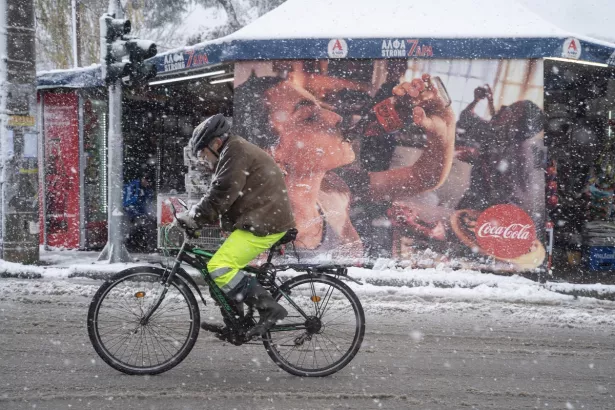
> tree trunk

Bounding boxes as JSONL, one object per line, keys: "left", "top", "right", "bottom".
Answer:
{"left": 217, "top": 0, "right": 241, "bottom": 31}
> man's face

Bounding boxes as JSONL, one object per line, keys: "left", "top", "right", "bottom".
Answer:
{"left": 196, "top": 146, "right": 218, "bottom": 172}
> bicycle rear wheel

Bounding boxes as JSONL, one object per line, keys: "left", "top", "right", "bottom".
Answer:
{"left": 87, "top": 266, "right": 200, "bottom": 375}
{"left": 263, "top": 274, "right": 365, "bottom": 377}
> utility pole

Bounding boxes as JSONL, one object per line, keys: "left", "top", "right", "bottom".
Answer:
{"left": 97, "top": 0, "right": 157, "bottom": 263}
{"left": 71, "top": 0, "right": 81, "bottom": 67}
{"left": 0, "top": 0, "right": 39, "bottom": 263}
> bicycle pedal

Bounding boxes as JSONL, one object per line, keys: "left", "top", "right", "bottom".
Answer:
{"left": 200, "top": 322, "right": 226, "bottom": 333}
{"left": 214, "top": 332, "right": 231, "bottom": 342}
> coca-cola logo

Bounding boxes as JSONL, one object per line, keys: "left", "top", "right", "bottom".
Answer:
{"left": 477, "top": 223, "right": 532, "bottom": 240}
{"left": 475, "top": 205, "right": 536, "bottom": 259}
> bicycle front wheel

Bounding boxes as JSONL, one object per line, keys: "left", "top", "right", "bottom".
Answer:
{"left": 263, "top": 274, "right": 365, "bottom": 377}
{"left": 87, "top": 267, "right": 200, "bottom": 375}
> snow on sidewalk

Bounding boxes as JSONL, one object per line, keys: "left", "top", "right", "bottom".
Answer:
{"left": 1, "top": 249, "right": 615, "bottom": 308}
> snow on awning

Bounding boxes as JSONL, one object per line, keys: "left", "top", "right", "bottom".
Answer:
{"left": 225, "top": 0, "right": 571, "bottom": 40}
{"left": 148, "top": 0, "right": 614, "bottom": 77}
{"left": 37, "top": 66, "right": 103, "bottom": 89}
{"left": 38, "top": 0, "right": 615, "bottom": 88}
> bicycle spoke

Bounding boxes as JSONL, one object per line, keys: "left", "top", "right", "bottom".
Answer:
{"left": 144, "top": 324, "right": 168, "bottom": 363}
{"left": 316, "top": 284, "right": 334, "bottom": 319}
{"left": 265, "top": 275, "right": 364, "bottom": 376}
{"left": 319, "top": 332, "right": 346, "bottom": 357}
{"left": 142, "top": 325, "right": 156, "bottom": 367}
{"left": 92, "top": 271, "right": 197, "bottom": 372}
{"left": 105, "top": 331, "right": 133, "bottom": 356}
{"left": 145, "top": 324, "right": 175, "bottom": 360}
{"left": 322, "top": 326, "right": 356, "bottom": 340}
{"left": 318, "top": 286, "right": 339, "bottom": 320}
{"left": 309, "top": 279, "right": 319, "bottom": 316}
{"left": 315, "top": 335, "right": 334, "bottom": 365}
{"left": 316, "top": 338, "right": 335, "bottom": 363}
{"left": 148, "top": 323, "right": 189, "bottom": 342}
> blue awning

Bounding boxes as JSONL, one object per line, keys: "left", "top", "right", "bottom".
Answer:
{"left": 38, "top": 36, "right": 615, "bottom": 89}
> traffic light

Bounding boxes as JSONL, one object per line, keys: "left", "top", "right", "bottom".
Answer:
{"left": 125, "top": 39, "right": 157, "bottom": 83}
{"left": 99, "top": 13, "right": 157, "bottom": 85}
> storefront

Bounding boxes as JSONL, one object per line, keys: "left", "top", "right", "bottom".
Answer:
{"left": 544, "top": 59, "right": 615, "bottom": 281}
{"left": 38, "top": 87, "right": 108, "bottom": 250}
{"left": 37, "top": 64, "right": 233, "bottom": 252}
{"left": 36, "top": 0, "right": 615, "bottom": 279}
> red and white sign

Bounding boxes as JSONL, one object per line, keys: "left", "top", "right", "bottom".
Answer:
{"left": 562, "top": 38, "right": 581, "bottom": 60}
{"left": 476, "top": 204, "right": 536, "bottom": 259}
{"left": 157, "top": 194, "right": 189, "bottom": 226}
{"left": 328, "top": 39, "right": 348, "bottom": 58}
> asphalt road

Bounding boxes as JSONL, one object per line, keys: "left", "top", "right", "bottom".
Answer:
{"left": 0, "top": 281, "right": 614, "bottom": 410}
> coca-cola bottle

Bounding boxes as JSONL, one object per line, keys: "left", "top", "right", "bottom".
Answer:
{"left": 341, "top": 76, "right": 450, "bottom": 140}
{"left": 341, "top": 94, "right": 415, "bottom": 139}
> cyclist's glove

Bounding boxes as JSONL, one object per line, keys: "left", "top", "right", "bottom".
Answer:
{"left": 176, "top": 211, "right": 200, "bottom": 232}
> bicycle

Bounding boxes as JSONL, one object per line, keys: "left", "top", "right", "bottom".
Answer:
{"left": 87, "top": 199, "right": 365, "bottom": 377}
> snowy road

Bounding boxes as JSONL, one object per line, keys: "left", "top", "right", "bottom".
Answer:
{"left": 1, "top": 279, "right": 614, "bottom": 410}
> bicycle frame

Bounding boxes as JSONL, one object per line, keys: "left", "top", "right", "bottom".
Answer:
{"left": 141, "top": 229, "right": 360, "bottom": 337}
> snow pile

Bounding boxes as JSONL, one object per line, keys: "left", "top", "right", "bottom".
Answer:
{"left": 0, "top": 248, "right": 157, "bottom": 279}
{"left": 1, "top": 276, "right": 614, "bottom": 329}
{"left": 2, "top": 248, "right": 615, "bottom": 314}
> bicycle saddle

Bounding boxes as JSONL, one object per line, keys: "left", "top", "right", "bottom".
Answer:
{"left": 273, "top": 228, "right": 298, "bottom": 247}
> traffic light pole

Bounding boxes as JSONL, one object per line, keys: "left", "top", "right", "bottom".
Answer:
{"left": 97, "top": 0, "right": 157, "bottom": 262}
{"left": 97, "top": 81, "right": 131, "bottom": 263}
{"left": 98, "top": 0, "right": 132, "bottom": 263}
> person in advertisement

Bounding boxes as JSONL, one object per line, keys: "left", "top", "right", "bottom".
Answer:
{"left": 233, "top": 62, "right": 456, "bottom": 263}
{"left": 175, "top": 114, "right": 296, "bottom": 339}
{"left": 456, "top": 84, "right": 545, "bottom": 211}
{"left": 233, "top": 59, "right": 546, "bottom": 272}
{"left": 449, "top": 84, "right": 546, "bottom": 269}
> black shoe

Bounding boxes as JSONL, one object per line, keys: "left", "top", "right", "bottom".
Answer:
{"left": 245, "top": 323, "right": 268, "bottom": 339}
{"left": 245, "top": 307, "right": 288, "bottom": 339}
{"left": 200, "top": 321, "right": 226, "bottom": 333}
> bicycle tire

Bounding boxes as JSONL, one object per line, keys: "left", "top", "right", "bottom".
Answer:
{"left": 263, "top": 274, "right": 365, "bottom": 377}
{"left": 87, "top": 266, "right": 200, "bottom": 375}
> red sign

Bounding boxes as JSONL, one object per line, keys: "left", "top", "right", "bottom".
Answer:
{"left": 43, "top": 92, "right": 80, "bottom": 249}
{"left": 186, "top": 50, "right": 209, "bottom": 68}
{"left": 159, "top": 197, "right": 186, "bottom": 225}
{"left": 406, "top": 39, "right": 434, "bottom": 57}
{"left": 475, "top": 204, "right": 536, "bottom": 259}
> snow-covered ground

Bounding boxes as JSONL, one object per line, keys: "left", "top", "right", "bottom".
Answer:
{"left": 2, "top": 248, "right": 615, "bottom": 331}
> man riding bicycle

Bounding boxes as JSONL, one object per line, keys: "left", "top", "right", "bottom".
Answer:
{"left": 176, "top": 114, "right": 295, "bottom": 338}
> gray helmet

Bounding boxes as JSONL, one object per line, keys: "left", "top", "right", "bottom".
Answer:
{"left": 190, "top": 114, "right": 231, "bottom": 156}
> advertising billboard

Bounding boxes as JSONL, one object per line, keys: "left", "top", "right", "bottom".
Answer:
{"left": 233, "top": 58, "right": 546, "bottom": 272}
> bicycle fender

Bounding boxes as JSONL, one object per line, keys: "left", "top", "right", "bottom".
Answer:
{"left": 174, "top": 267, "right": 207, "bottom": 306}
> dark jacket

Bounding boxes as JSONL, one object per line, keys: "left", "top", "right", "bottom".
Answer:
{"left": 192, "top": 135, "right": 295, "bottom": 236}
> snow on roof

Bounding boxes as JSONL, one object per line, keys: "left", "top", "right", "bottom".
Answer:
{"left": 225, "top": 0, "right": 574, "bottom": 40}
{"left": 38, "top": 0, "right": 615, "bottom": 87}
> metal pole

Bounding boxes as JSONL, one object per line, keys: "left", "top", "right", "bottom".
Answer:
{"left": 98, "top": 0, "right": 132, "bottom": 262}
{"left": 0, "top": 0, "right": 39, "bottom": 263}
{"left": 78, "top": 93, "right": 85, "bottom": 248}
{"left": 71, "top": 0, "right": 78, "bottom": 68}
